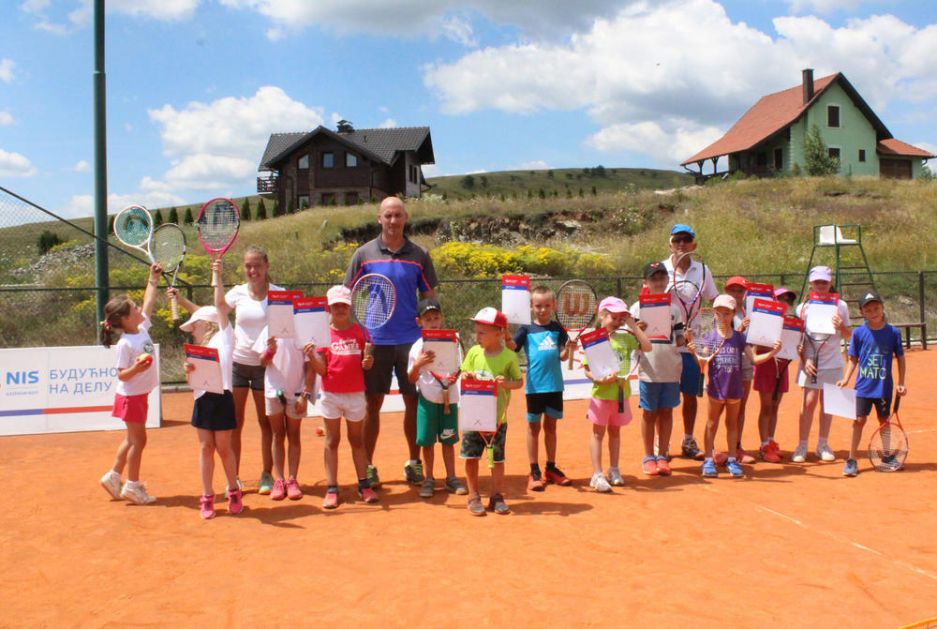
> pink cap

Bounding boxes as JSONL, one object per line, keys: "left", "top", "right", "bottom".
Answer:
{"left": 326, "top": 285, "right": 352, "bottom": 306}
{"left": 598, "top": 296, "right": 630, "bottom": 315}
{"left": 471, "top": 307, "right": 508, "bottom": 329}
{"left": 713, "top": 294, "right": 736, "bottom": 311}
{"left": 774, "top": 287, "right": 796, "bottom": 299}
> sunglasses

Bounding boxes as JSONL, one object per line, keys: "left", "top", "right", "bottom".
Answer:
{"left": 671, "top": 235, "right": 694, "bottom": 244}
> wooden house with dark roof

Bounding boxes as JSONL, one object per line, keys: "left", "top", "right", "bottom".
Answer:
{"left": 257, "top": 122, "right": 435, "bottom": 209}
{"left": 682, "top": 69, "right": 934, "bottom": 180}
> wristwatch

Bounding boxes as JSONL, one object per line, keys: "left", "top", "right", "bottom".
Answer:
{"left": 301, "top": 390, "right": 315, "bottom": 402}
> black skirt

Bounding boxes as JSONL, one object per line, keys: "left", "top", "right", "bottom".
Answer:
{"left": 191, "top": 390, "right": 237, "bottom": 431}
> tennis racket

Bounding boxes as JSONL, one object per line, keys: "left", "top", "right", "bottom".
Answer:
{"left": 868, "top": 395, "right": 908, "bottom": 472}
{"left": 771, "top": 356, "right": 791, "bottom": 401}
{"left": 556, "top": 280, "right": 597, "bottom": 368}
{"left": 803, "top": 329, "right": 832, "bottom": 385}
{"left": 669, "top": 251, "right": 708, "bottom": 329}
{"left": 351, "top": 273, "right": 397, "bottom": 358}
{"left": 429, "top": 334, "right": 466, "bottom": 415}
{"left": 113, "top": 204, "right": 155, "bottom": 261}
{"left": 150, "top": 224, "right": 187, "bottom": 321}
{"left": 197, "top": 198, "right": 240, "bottom": 286}
{"left": 687, "top": 307, "right": 724, "bottom": 396}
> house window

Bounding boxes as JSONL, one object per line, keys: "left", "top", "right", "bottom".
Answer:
{"left": 774, "top": 148, "right": 783, "bottom": 170}
{"left": 756, "top": 152, "right": 767, "bottom": 168}
{"left": 858, "top": 149, "right": 866, "bottom": 162}
{"left": 321, "top": 152, "right": 334, "bottom": 168}
{"left": 408, "top": 165, "right": 419, "bottom": 184}
{"left": 297, "top": 195, "right": 309, "bottom": 209}
{"left": 828, "top": 147, "right": 841, "bottom": 161}
{"left": 345, "top": 191, "right": 359, "bottom": 205}
{"left": 298, "top": 154, "right": 309, "bottom": 170}
{"left": 827, "top": 105, "right": 840, "bottom": 128}
{"left": 346, "top": 153, "right": 358, "bottom": 168}
{"left": 320, "top": 192, "right": 335, "bottom": 206}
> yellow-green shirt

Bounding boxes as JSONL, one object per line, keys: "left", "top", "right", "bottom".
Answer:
{"left": 582, "top": 331, "right": 638, "bottom": 401}
{"left": 460, "top": 345, "right": 522, "bottom": 424}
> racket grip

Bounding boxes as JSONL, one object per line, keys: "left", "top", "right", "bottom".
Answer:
{"left": 171, "top": 294, "right": 179, "bottom": 321}
{"left": 443, "top": 388, "right": 450, "bottom": 415}
{"left": 486, "top": 445, "right": 495, "bottom": 470}
{"left": 617, "top": 382, "right": 625, "bottom": 413}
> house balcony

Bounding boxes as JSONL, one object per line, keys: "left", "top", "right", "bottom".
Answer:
{"left": 257, "top": 174, "right": 278, "bottom": 194}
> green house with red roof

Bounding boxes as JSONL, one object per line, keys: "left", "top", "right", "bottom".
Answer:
{"left": 682, "top": 69, "right": 934, "bottom": 180}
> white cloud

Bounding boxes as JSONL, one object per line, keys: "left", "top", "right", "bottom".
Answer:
{"left": 20, "top": 0, "right": 51, "bottom": 12}
{"left": 586, "top": 119, "right": 724, "bottom": 164}
{"left": 378, "top": 118, "right": 398, "bottom": 129}
{"left": 0, "top": 111, "right": 14, "bottom": 126}
{"left": 23, "top": 0, "right": 198, "bottom": 33}
{"left": 0, "top": 59, "right": 14, "bottom": 83}
{"left": 58, "top": 194, "right": 92, "bottom": 219}
{"left": 788, "top": 0, "right": 873, "bottom": 13}
{"left": 0, "top": 149, "right": 37, "bottom": 177}
{"left": 72, "top": 159, "right": 90, "bottom": 172}
{"left": 56, "top": 190, "right": 189, "bottom": 219}
{"left": 108, "top": 0, "right": 200, "bottom": 21}
{"left": 511, "top": 160, "right": 550, "bottom": 171}
{"left": 441, "top": 14, "right": 477, "bottom": 47}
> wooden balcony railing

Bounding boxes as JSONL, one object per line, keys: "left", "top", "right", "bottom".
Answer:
{"left": 256, "top": 175, "right": 278, "bottom": 193}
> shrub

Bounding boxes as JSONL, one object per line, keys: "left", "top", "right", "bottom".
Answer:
{"left": 37, "top": 230, "right": 63, "bottom": 255}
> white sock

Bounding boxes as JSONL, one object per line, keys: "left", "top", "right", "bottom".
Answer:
{"left": 727, "top": 456, "right": 738, "bottom": 463}
{"left": 817, "top": 437, "right": 829, "bottom": 448}
{"left": 768, "top": 435, "right": 775, "bottom": 442}
{"left": 761, "top": 439, "right": 771, "bottom": 447}
{"left": 798, "top": 440, "right": 808, "bottom": 448}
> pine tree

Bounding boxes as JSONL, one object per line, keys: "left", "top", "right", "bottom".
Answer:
{"left": 241, "top": 197, "right": 252, "bottom": 221}
{"left": 168, "top": 207, "right": 179, "bottom": 223}
{"left": 256, "top": 198, "right": 267, "bottom": 220}
{"left": 152, "top": 209, "right": 163, "bottom": 226}
{"left": 803, "top": 123, "right": 839, "bottom": 176}
{"left": 183, "top": 207, "right": 194, "bottom": 225}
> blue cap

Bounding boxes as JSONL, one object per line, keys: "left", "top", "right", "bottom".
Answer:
{"left": 671, "top": 223, "right": 695, "bottom": 238}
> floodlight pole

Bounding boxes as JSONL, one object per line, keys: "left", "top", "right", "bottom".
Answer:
{"left": 93, "top": 0, "right": 109, "bottom": 326}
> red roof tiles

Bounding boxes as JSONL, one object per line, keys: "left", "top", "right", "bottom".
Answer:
{"left": 877, "top": 138, "right": 935, "bottom": 158}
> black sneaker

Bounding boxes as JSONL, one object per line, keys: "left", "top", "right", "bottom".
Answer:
{"left": 487, "top": 493, "right": 510, "bottom": 515}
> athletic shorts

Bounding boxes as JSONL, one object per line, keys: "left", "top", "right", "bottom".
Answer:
{"left": 265, "top": 394, "right": 305, "bottom": 420}
{"left": 365, "top": 343, "right": 418, "bottom": 397}
{"left": 191, "top": 391, "right": 237, "bottom": 431}
{"left": 639, "top": 381, "right": 680, "bottom": 412}
{"left": 797, "top": 367, "right": 842, "bottom": 390}
{"left": 416, "top": 395, "right": 459, "bottom": 446}
{"left": 319, "top": 391, "right": 367, "bottom": 421}
{"left": 857, "top": 394, "right": 891, "bottom": 420}
{"left": 680, "top": 353, "right": 703, "bottom": 397}
{"left": 112, "top": 393, "right": 148, "bottom": 424}
{"left": 753, "top": 359, "right": 791, "bottom": 395}
{"left": 587, "top": 398, "right": 632, "bottom": 427}
{"left": 460, "top": 422, "right": 507, "bottom": 462}
{"left": 741, "top": 363, "right": 754, "bottom": 382}
{"left": 232, "top": 362, "right": 265, "bottom": 391}
{"left": 525, "top": 391, "right": 563, "bottom": 422}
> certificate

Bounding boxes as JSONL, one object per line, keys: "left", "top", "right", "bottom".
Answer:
{"left": 184, "top": 343, "right": 223, "bottom": 394}
{"left": 777, "top": 316, "right": 804, "bottom": 361}
{"left": 638, "top": 294, "right": 672, "bottom": 340}
{"left": 822, "top": 382, "right": 857, "bottom": 420}
{"left": 422, "top": 329, "right": 460, "bottom": 375}
{"left": 804, "top": 292, "right": 839, "bottom": 336}
{"left": 501, "top": 274, "right": 531, "bottom": 325}
{"left": 745, "top": 282, "right": 774, "bottom": 316}
{"left": 746, "top": 298, "right": 785, "bottom": 348}
{"left": 267, "top": 290, "right": 302, "bottom": 338}
{"left": 459, "top": 380, "right": 498, "bottom": 433}
{"left": 294, "top": 296, "right": 330, "bottom": 348}
{"left": 579, "top": 328, "right": 620, "bottom": 379}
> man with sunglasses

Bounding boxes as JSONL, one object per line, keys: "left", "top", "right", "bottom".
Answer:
{"left": 662, "top": 224, "right": 718, "bottom": 460}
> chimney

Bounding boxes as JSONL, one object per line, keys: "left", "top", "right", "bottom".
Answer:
{"left": 802, "top": 68, "right": 814, "bottom": 104}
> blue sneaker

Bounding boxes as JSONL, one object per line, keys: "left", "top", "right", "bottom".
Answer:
{"left": 701, "top": 459, "right": 718, "bottom": 478}
{"left": 843, "top": 458, "right": 858, "bottom": 477}
{"left": 726, "top": 458, "right": 744, "bottom": 478}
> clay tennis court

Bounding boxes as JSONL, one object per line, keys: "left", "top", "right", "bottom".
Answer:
{"left": 1, "top": 350, "right": 935, "bottom": 627}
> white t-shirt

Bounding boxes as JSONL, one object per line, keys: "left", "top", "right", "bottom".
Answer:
{"left": 407, "top": 337, "right": 462, "bottom": 405}
{"left": 192, "top": 326, "right": 235, "bottom": 401}
{"left": 225, "top": 283, "right": 284, "bottom": 366}
{"left": 663, "top": 256, "right": 718, "bottom": 353}
{"left": 796, "top": 299, "right": 851, "bottom": 370}
{"left": 630, "top": 300, "right": 684, "bottom": 383}
{"left": 115, "top": 315, "right": 159, "bottom": 397}
{"left": 252, "top": 327, "right": 306, "bottom": 400}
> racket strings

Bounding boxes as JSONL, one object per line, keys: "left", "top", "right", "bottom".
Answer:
{"left": 352, "top": 278, "right": 395, "bottom": 329}
{"left": 198, "top": 201, "right": 239, "bottom": 250}
{"left": 152, "top": 226, "right": 185, "bottom": 270}
{"left": 556, "top": 286, "right": 596, "bottom": 328}
{"left": 870, "top": 423, "right": 908, "bottom": 470}
{"left": 115, "top": 207, "right": 152, "bottom": 247}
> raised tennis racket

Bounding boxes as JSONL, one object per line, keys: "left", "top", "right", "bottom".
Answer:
{"left": 150, "top": 223, "right": 187, "bottom": 321}
{"left": 197, "top": 198, "right": 240, "bottom": 286}
{"left": 868, "top": 395, "right": 908, "bottom": 472}
{"left": 351, "top": 273, "right": 397, "bottom": 357}
{"left": 687, "top": 307, "right": 723, "bottom": 396}
{"left": 556, "top": 280, "right": 597, "bottom": 368}
{"left": 113, "top": 204, "right": 155, "bottom": 261}
{"left": 669, "top": 251, "right": 707, "bottom": 328}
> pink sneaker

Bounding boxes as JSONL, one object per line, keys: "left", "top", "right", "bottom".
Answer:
{"left": 286, "top": 477, "right": 303, "bottom": 500}
{"left": 322, "top": 491, "right": 339, "bottom": 509}
{"left": 199, "top": 495, "right": 215, "bottom": 519}
{"left": 270, "top": 478, "right": 287, "bottom": 501}
{"left": 227, "top": 487, "right": 244, "bottom": 515}
{"left": 358, "top": 486, "right": 379, "bottom": 504}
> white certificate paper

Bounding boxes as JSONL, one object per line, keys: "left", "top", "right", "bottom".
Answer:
{"left": 294, "top": 296, "right": 330, "bottom": 348}
{"left": 422, "top": 329, "right": 460, "bottom": 374}
{"left": 184, "top": 343, "right": 224, "bottom": 394}
{"left": 580, "top": 328, "right": 620, "bottom": 379}
{"left": 746, "top": 299, "right": 786, "bottom": 348}
{"left": 267, "top": 290, "right": 302, "bottom": 338}
{"left": 459, "top": 380, "right": 498, "bottom": 433}
{"left": 777, "top": 316, "right": 804, "bottom": 361}
{"left": 822, "top": 382, "right": 857, "bottom": 420}
{"left": 638, "top": 294, "right": 672, "bottom": 340}
{"left": 745, "top": 283, "right": 774, "bottom": 316}
{"left": 501, "top": 274, "right": 531, "bottom": 325}
{"left": 804, "top": 293, "right": 839, "bottom": 336}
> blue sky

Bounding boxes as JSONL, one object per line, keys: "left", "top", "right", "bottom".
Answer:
{"left": 1, "top": 0, "right": 935, "bottom": 218}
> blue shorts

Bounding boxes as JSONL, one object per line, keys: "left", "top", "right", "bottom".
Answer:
{"left": 639, "top": 382, "right": 681, "bottom": 412}
{"left": 679, "top": 353, "right": 703, "bottom": 396}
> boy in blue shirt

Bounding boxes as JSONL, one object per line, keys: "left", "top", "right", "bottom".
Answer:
{"left": 837, "top": 292, "right": 907, "bottom": 476}
{"left": 508, "top": 286, "right": 576, "bottom": 491}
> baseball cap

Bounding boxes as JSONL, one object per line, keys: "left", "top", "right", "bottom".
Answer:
{"left": 671, "top": 223, "right": 696, "bottom": 238}
{"left": 774, "top": 287, "right": 796, "bottom": 300}
{"left": 724, "top": 276, "right": 748, "bottom": 290}
{"left": 417, "top": 297, "right": 442, "bottom": 316}
{"left": 859, "top": 291, "right": 883, "bottom": 309}
{"left": 598, "top": 296, "right": 630, "bottom": 315}
{"left": 713, "top": 294, "right": 737, "bottom": 311}
{"left": 180, "top": 306, "right": 220, "bottom": 333}
{"left": 326, "top": 285, "right": 352, "bottom": 306}
{"left": 643, "top": 261, "right": 668, "bottom": 279}
{"left": 808, "top": 265, "right": 833, "bottom": 283}
{"left": 471, "top": 307, "right": 508, "bottom": 329}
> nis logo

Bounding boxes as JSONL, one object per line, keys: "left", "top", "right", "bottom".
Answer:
{"left": 4, "top": 370, "right": 40, "bottom": 387}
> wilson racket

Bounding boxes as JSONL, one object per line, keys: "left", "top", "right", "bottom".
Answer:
{"left": 351, "top": 273, "right": 397, "bottom": 357}
{"left": 868, "top": 395, "right": 908, "bottom": 472}
{"left": 150, "top": 223, "right": 187, "bottom": 321}
{"left": 687, "top": 307, "right": 724, "bottom": 396}
{"left": 669, "top": 251, "right": 708, "bottom": 329}
{"left": 556, "top": 280, "right": 597, "bottom": 368}
{"left": 197, "top": 198, "right": 240, "bottom": 286}
{"left": 113, "top": 204, "right": 155, "bottom": 261}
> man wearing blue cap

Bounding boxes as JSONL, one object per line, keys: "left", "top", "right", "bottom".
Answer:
{"left": 662, "top": 224, "right": 718, "bottom": 460}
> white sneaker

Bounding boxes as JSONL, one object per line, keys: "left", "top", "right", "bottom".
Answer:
{"left": 590, "top": 472, "right": 612, "bottom": 493}
{"left": 607, "top": 467, "right": 625, "bottom": 486}
{"left": 792, "top": 443, "right": 808, "bottom": 463}
{"left": 100, "top": 470, "right": 122, "bottom": 499}
{"left": 120, "top": 481, "right": 156, "bottom": 505}
{"left": 817, "top": 443, "right": 836, "bottom": 462}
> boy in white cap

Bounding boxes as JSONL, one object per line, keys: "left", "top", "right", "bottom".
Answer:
{"left": 793, "top": 266, "right": 852, "bottom": 463}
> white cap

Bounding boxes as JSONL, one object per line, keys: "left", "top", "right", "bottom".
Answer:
{"left": 808, "top": 265, "right": 833, "bottom": 282}
{"left": 180, "top": 306, "right": 220, "bottom": 332}
{"left": 327, "top": 285, "right": 352, "bottom": 306}
{"left": 713, "top": 294, "right": 736, "bottom": 311}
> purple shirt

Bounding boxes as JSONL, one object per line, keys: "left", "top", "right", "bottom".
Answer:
{"left": 704, "top": 331, "right": 747, "bottom": 400}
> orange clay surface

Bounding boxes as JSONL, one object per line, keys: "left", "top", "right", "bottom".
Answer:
{"left": 1, "top": 350, "right": 936, "bottom": 627}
